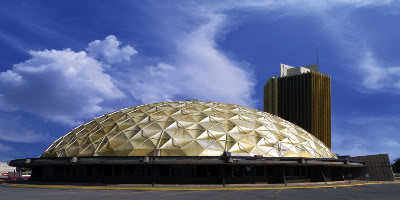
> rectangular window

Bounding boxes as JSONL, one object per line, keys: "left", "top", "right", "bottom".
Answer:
{"left": 114, "top": 166, "right": 123, "bottom": 176}
{"left": 104, "top": 166, "right": 112, "bottom": 176}
{"left": 245, "top": 166, "right": 254, "bottom": 176}
{"left": 136, "top": 166, "right": 146, "bottom": 176}
{"left": 86, "top": 166, "right": 92, "bottom": 176}
{"left": 65, "top": 166, "right": 70, "bottom": 177}
{"left": 125, "top": 166, "right": 134, "bottom": 176}
{"left": 160, "top": 166, "right": 171, "bottom": 177}
{"left": 207, "top": 166, "right": 217, "bottom": 177}
{"left": 256, "top": 166, "right": 265, "bottom": 176}
{"left": 196, "top": 166, "right": 207, "bottom": 177}
{"left": 233, "top": 166, "right": 243, "bottom": 177}
{"left": 78, "top": 166, "right": 86, "bottom": 177}
{"left": 71, "top": 166, "right": 77, "bottom": 177}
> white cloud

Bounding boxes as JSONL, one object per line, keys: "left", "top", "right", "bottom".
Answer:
{"left": 131, "top": 63, "right": 182, "bottom": 103}
{"left": 0, "top": 70, "right": 23, "bottom": 86}
{"left": 359, "top": 49, "right": 386, "bottom": 89}
{"left": 0, "top": 1, "right": 397, "bottom": 127}
{"left": 332, "top": 115, "right": 400, "bottom": 161}
{"left": 130, "top": 0, "right": 398, "bottom": 106}
{"left": 193, "top": 0, "right": 395, "bottom": 15}
{"left": 129, "top": 13, "right": 256, "bottom": 106}
{"left": 275, "top": 0, "right": 400, "bottom": 93}
{"left": 359, "top": 49, "right": 400, "bottom": 91}
{"left": 204, "top": 1, "right": 399, "bottom": 95}
{"left": 87, "top": 35, "right": 137, "bottom": 64}
{"left": 0, "top": 36, "right": 132, "bottom": 125}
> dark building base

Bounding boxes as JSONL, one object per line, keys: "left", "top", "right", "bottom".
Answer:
{"left": 339, "top": 154, "right": 395, "bottom": 181}
{"left": 10, "top": 156, "right": 366, "bottom": 185}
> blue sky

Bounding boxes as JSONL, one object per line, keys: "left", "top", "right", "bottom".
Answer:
{"left": 0, "top": 0, "right": 400, "bottom": 162}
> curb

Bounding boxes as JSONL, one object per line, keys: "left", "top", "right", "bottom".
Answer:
{"left": 2, "top": 181, "right": 400, "bottom": 191}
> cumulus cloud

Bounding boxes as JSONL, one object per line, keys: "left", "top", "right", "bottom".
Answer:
{"left": 87, "top": 35, "right": 137, "bottom": 64}
{"left": 129, "top": 13, "right": 256, "bottom": 106}
{"left": 0, "top": 70, "right": 23, "bottom": 86}
{"left": 0, "top": 1, "right": 396, "bottom": 127}
{"left": 0, "top": 35, "right": 134, "bottom": 125}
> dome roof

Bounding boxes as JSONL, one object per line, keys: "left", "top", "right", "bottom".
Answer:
{"left": 41, "top": 100, "right": 336, "bottom": 158}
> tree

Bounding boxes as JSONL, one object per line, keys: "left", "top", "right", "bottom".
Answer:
{"left": 392, "top": 159, "right": 400, "bottom": 173}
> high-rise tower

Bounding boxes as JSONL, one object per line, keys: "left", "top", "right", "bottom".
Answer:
{"left": 264, "top": 64, "right": 331, "bottom": 148}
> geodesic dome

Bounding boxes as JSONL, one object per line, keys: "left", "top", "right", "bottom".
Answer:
{"left": 41, "top": 100, "right": 336, "bottom": 158}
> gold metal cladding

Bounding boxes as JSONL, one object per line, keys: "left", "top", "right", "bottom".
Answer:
{"left": 40, "top": 100, "right": 337, "bottom": 158}
{"left": 264, "top": 72, "right": 331, "bottom": 149}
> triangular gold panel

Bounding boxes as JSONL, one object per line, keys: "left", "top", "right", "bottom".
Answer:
{"left": 40, "top": 100, "right": 336, "bottom": 159}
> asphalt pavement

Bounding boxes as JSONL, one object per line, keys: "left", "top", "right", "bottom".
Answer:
{"left": 1, "top": 183, "right": 400, "bottom": 200}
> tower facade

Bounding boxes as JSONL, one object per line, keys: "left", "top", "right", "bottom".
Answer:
{"left": 264, "top": 64, "right": 331, "bottom": 148}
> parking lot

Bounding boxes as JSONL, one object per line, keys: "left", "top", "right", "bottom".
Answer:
{"left": 1, "top": 183, "right": 400, "bottom": 200}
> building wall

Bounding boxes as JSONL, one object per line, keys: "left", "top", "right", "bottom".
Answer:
{"left": 29, "top": 164, "right": 349, "bottom": 184}
{"left": 311, "top": 72, "right": 331, "bottom": 149}
{"left": 0, "top": 162, "right": 17, "bottom": 179}
{"left": 0, "top": 162, "right": 16, "bottom": 172}
{"left": 264, "top": 72, "right": 331, "bottom": 148}
{"left": 263, "top": 78, "right": 278, "bottom": 115}
{"left": 349, "top": 154, "right": 394, "bottom": 181}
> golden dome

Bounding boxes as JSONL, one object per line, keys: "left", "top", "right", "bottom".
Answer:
{"left": 41, "top": 100, "right": 336, "bottom": 158}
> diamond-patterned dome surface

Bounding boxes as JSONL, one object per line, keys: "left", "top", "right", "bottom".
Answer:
{"left": 41, "top": 100, "right": 337, "bottom": 158}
